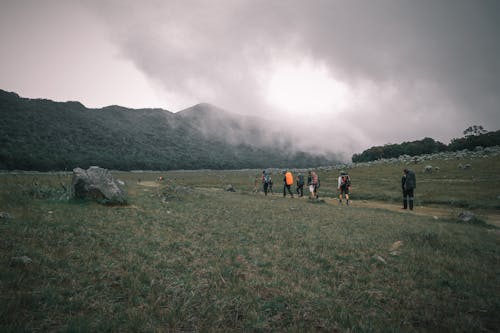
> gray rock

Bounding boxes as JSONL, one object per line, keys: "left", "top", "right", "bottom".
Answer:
{"left": 424, "top": 165, "right": 433, "bottom": 173}
{"left": 11, "top": 256, "right": 33, "bottom": 265}
{"left": 71, "top": 166, "right": 128, "bottom": 205}
{"left": 458, "top": 211, "right": 475, "bottom": 222}
{"left": 226, "top": 184, "right": 236, "bottom": 192}
{"left": 0, "top": 212, "right": 12, "bottom": 219}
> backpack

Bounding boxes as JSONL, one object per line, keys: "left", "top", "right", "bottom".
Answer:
{"left": 312, "top": 172, "right": 318, "bottom": 185}
{"left": 342, "top": 175, "right": 351, "bottom": 186}
{"left": 264, "top": 174, "right": 271, "bottom": 184}
{"left": 285, "top": 172, "right": 293, "bottom": 185}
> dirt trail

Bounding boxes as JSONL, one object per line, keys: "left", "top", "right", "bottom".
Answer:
{"left": 324, "top": 197, "right": 500, "bottom": 227}
{"left": 137, "top": 182, "right": 500, "bottom": 227}
{"left": 139, "top": 181, "right": 161, "bottom": 187}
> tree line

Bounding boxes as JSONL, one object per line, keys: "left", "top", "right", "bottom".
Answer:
{"left": 351, "top": 128, "right": 500, "bottom": 163}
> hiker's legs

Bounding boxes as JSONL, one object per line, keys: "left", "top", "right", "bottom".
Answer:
{"left": 408, "top": 189, "right": 414, "bottom": 210}
{"left": 287, "top": 185, "right": 294, "bottom": 197}
{"left": 263, "top": 182, "right": 268, "bottom": 196}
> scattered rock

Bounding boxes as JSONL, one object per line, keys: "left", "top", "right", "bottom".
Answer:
{"left": 458, "top": 211, "right": 475, "bottom": 222}
{"left": 71, "top": 166, "right": 128, "bottom": 205}
{"left": 372, "top": 255, "right": 387, "bottom": 264}
{"left": 0, "top": 212, "right": 12, "bottom": 219}
{"left": 433, "top": 216, "right": 439, "bottom": 220}
{"left": 389, "top": 241, "right": 403, "bottom": 251}
{"left": 423, "top": 165, "right": 433, "bottom": 173}
{"left": 11, "top": 256, "right": 33, "bottom": 266}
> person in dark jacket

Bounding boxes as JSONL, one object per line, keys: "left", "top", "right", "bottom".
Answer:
{"left": 402, "top": 168, "right": 416, "bottom": 210}
{"left": 296, "top": 172, "right": 305, "bottom": 197}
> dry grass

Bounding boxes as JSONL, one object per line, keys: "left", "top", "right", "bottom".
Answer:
{"left": 1, "top": 157, "right": 499, "bottom": 332}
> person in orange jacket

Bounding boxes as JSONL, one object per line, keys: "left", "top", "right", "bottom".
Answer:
{"left": 283, "top": 169, "right": 294, "bottom": 198}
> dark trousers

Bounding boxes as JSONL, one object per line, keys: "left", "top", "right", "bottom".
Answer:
{"left": 296, "top": 184, "right": 303, "bottom": 196}
{"left": 403, "top": 188, "right": 414, "bottom": 210}
{"left": 263, "top": 182, "right": 269, "bottom": 195}
{"left": 283, "top": 184, "right": 293, "bottom": 197}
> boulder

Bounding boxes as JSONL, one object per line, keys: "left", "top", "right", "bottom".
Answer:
{"left": 71, "top": 166, "right": 127, "bottom": 205}
{"left": 423, "top": 165, "right": 433, "bottom": 173}
{"left": 226, "top": 184, "right": 236, "bottom": 192}
{"left": 458, "top": 211, "right": 474, "bottom": 222}
{"left": 0, "top": 212, "right": 12, "bottom": 219}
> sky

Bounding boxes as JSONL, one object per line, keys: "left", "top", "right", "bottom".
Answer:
{"left": 1, "top": 0, "right": 499, "bottom": 157}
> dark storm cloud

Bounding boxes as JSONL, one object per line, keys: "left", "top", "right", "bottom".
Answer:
{"left": 4, "top": 0, "right": 498, "bottom": 156}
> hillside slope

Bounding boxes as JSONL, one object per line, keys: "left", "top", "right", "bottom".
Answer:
{"left": 0, "top": 90, "right": 338, "bottom": 171}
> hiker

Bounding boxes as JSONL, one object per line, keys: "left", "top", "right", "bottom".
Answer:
{"left": 283, "top": 169, "right": 294, "bottom": 198}
{"left": 307, "top": 170, "right": 319, "bottom": 199}
{"left": 253, "top": 174, "right": 259, "bottom": 193}
{"left": 338, "top": 171, "right": 351, "bottom": 205}
{"left": 296, "top": 172, "right": 305, "bottom": 197}
{"left": 402, "top": 168, "right": 416, "bottom": 210}
{"left": 262, "top": 170, "right": 272, "bottom": 196}
{"left": 268, "top": 175, "right": 274, "bottom": 194}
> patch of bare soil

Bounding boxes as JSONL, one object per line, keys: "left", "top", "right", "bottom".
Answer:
{"left": 139, "top": 181, "right": 161, "bottom": 187}
{"left": 324, "top": 198, "right": 500, "bottom": 227}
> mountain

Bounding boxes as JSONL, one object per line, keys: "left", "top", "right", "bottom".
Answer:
{"left": 0, "top": 89, "right": 339, "bottom": 171}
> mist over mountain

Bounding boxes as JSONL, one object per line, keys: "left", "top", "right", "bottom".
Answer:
{"left": 0, "top": 89, "right": 340, "bottom": 171}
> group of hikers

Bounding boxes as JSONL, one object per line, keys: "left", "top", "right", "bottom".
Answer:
{"left": 255, "top": 167, "right": 417, "bottom": 210}
{"left": 256, "top": 169, "right": 352, "bottom": 205}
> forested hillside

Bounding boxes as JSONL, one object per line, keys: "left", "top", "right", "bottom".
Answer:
{"left": 0, "top": 90, "right": 337, "bottom": 171}
{"left": 352, "top": 131, "right": 500, "bottom": 163}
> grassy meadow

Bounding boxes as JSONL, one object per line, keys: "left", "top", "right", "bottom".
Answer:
{"left": 1, "top": 156, "right": 499, "bottom": 332}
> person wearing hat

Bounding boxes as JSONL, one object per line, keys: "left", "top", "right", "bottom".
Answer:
{"left": 402, "top": 168, "right": 416, "bottom": 210}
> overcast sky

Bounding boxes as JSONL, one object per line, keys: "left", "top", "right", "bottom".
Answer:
{"left": 1, "top": 0, "right": 499, "bottom": 157}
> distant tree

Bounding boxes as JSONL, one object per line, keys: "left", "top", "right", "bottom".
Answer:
{"left": 463, "top": 125, "right": 488, "bottom": 137}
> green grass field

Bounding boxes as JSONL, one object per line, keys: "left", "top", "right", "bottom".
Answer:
{"left": 1, "top": 156, "right": 499, "bottom": 332}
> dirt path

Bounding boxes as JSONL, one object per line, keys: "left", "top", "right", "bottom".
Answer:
{"left": 139, "top": 182, "right": 500, "bottom": 227}
{"left": 323, "top": 197, "right": 500, "bottom": 227}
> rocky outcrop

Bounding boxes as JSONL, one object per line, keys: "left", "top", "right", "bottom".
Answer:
{"left": 71, "top": 166, "right": 127, "bottom": 205}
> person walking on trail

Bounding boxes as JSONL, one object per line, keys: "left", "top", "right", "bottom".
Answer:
{"left": 296, "top": 172, "right": 305, "bottom": 197}
{"left": 402, "top": 168, "right": 416, "bottom": 210}
{"left": 283, "top": 169, "right": 294, "bottom": 198}
{"left": 401, "top": 170, "right": 406, "bottom": 208}
{"left": 262, "top": 170, "right": 272, "bottom": 196}
{"left": 307, "top": 170, "right": 319, "bottom": 199}
{"left": 338, "top": 171, "right": 351, "bottom": 205}
{"left": 253, "top": 174, "right": 259, "bottom": 193}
